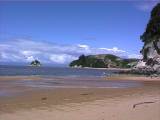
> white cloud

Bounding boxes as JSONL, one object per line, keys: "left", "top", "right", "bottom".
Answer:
{"left": 135, "top": 1, "right": 159, "bottom": 11}
{"left": 26, "top": 56, "right": 35, "bottom": 62}
{"left": 0, "top": 39, "right": 140, "bottom": 64}
{"left": 78, "top": 44, "right": 89, "bottom": 49}
{"left": 50, "top": 54, "right": 77, "bottom": 64}
{"left": 21, "top": 50, "right": 41, "bottom": 56}
{"left": 99, "top": 47, "right": 126, "bottom": 53}
{"left": 128, "top": 54, "right": 142, "bottom": 59}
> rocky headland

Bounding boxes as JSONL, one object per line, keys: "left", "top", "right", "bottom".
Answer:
{"left": 132, "top": 3, "right": 160, "bottom": 75}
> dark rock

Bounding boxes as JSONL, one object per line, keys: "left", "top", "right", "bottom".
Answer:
{"left": 41, "top": 97, "right": 47, "bottom": 100}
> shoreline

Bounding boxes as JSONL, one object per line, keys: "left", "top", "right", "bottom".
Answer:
{"left": 71, "top": 66, "right": 131, "bottom": 71}
{"left": 0, "top": 73, "right": 160, "bottom": 81}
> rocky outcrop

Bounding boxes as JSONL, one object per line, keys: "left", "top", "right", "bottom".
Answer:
{"left": 133, "top": 3, "right": 160, "bottom": 74}
{"left": 30, "top": 60, "right": 41, "bottom": 66}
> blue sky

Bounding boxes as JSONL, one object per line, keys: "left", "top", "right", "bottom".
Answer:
{"left": 0, "top": 1, "right": 159, "bottom": 65}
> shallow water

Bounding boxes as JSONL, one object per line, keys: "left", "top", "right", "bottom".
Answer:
{"left": 12, "top": 77, "right": 143, "bottom": 88}
{"left": 0, "top": 65, "right": 143, "bottom": 97}
{"left": 0, "top": 76, "right": 144, "bottom": 97}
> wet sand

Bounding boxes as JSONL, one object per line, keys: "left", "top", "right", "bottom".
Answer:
{"left": 0, "top": 76, "right": 160, "bottom": 120}
{"left": 0, "top": 73, "right": 159, "bottom": 81}
{"left": 106, "top": 74, "right": 160, "bottom": 81}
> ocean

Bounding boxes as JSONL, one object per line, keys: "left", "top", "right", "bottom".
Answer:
{"left": 0, "top": 65, "right": 114, "bottom": 77}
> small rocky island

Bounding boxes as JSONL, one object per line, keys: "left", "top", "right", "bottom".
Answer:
{"left": 69, "top": 54, "right": 139, "bottom": 68}
{"left": 30, "top": 60, "right": 41, "bottom": 66}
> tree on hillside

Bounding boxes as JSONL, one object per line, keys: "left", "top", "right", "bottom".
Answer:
{"left": 78, "top": 54, "right": 86, "bottom": 67}
{"left": 141, "top": 3, "right": 160, "bottom": 42}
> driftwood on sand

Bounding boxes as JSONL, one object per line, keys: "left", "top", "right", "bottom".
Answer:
{"left": 133, "top": 101, "right": 155, "bottom": 109}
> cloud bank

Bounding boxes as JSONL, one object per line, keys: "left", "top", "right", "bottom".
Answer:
{"left": 0, "top": 39, "right": 141, "bottom": 65}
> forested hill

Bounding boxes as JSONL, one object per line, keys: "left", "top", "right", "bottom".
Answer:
{"left": 69, "top": 54, "right": 139, "bottom": 68}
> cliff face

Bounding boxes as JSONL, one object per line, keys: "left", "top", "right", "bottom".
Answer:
{"left": 141, "top": 40, "right": 160, "bottom": 59}
{"left": 136, "top": 39, "right": 160, "bottom": 74}
{"left": 135, "top": 3, "right": 160, "bottom": 74}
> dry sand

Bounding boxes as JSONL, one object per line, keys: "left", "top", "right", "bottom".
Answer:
{"left": 0, "top": 76, "right": 160, "bottom": 120}
{"left": 0, "top": 88, "right": 159, "bottom": 120}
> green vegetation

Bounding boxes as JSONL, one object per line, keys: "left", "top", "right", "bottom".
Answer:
{"left": 69, "top": 55, "right": 105, "bottom": 68}
{"left": 69, "top": 54, "right": 139, "bottom": 68}
{"left": 140, "top": 3, "right": 160, "bottom": 43}
{"left": 30, "top": 60, "right": 41, "bottom": 66}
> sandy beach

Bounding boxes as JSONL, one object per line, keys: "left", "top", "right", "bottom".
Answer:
{"left": 1, "top": 91, "right": 159, "bottom": 120}
{"left": 1, "top": 1, "right": 160, "bottom": 119}
{"left": 0, "top": 75, "right": 160, "bottom": 120}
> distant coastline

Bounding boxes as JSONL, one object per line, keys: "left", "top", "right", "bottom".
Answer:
{"left": 69, "top": 54, "right": 139, "bottom": 69}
